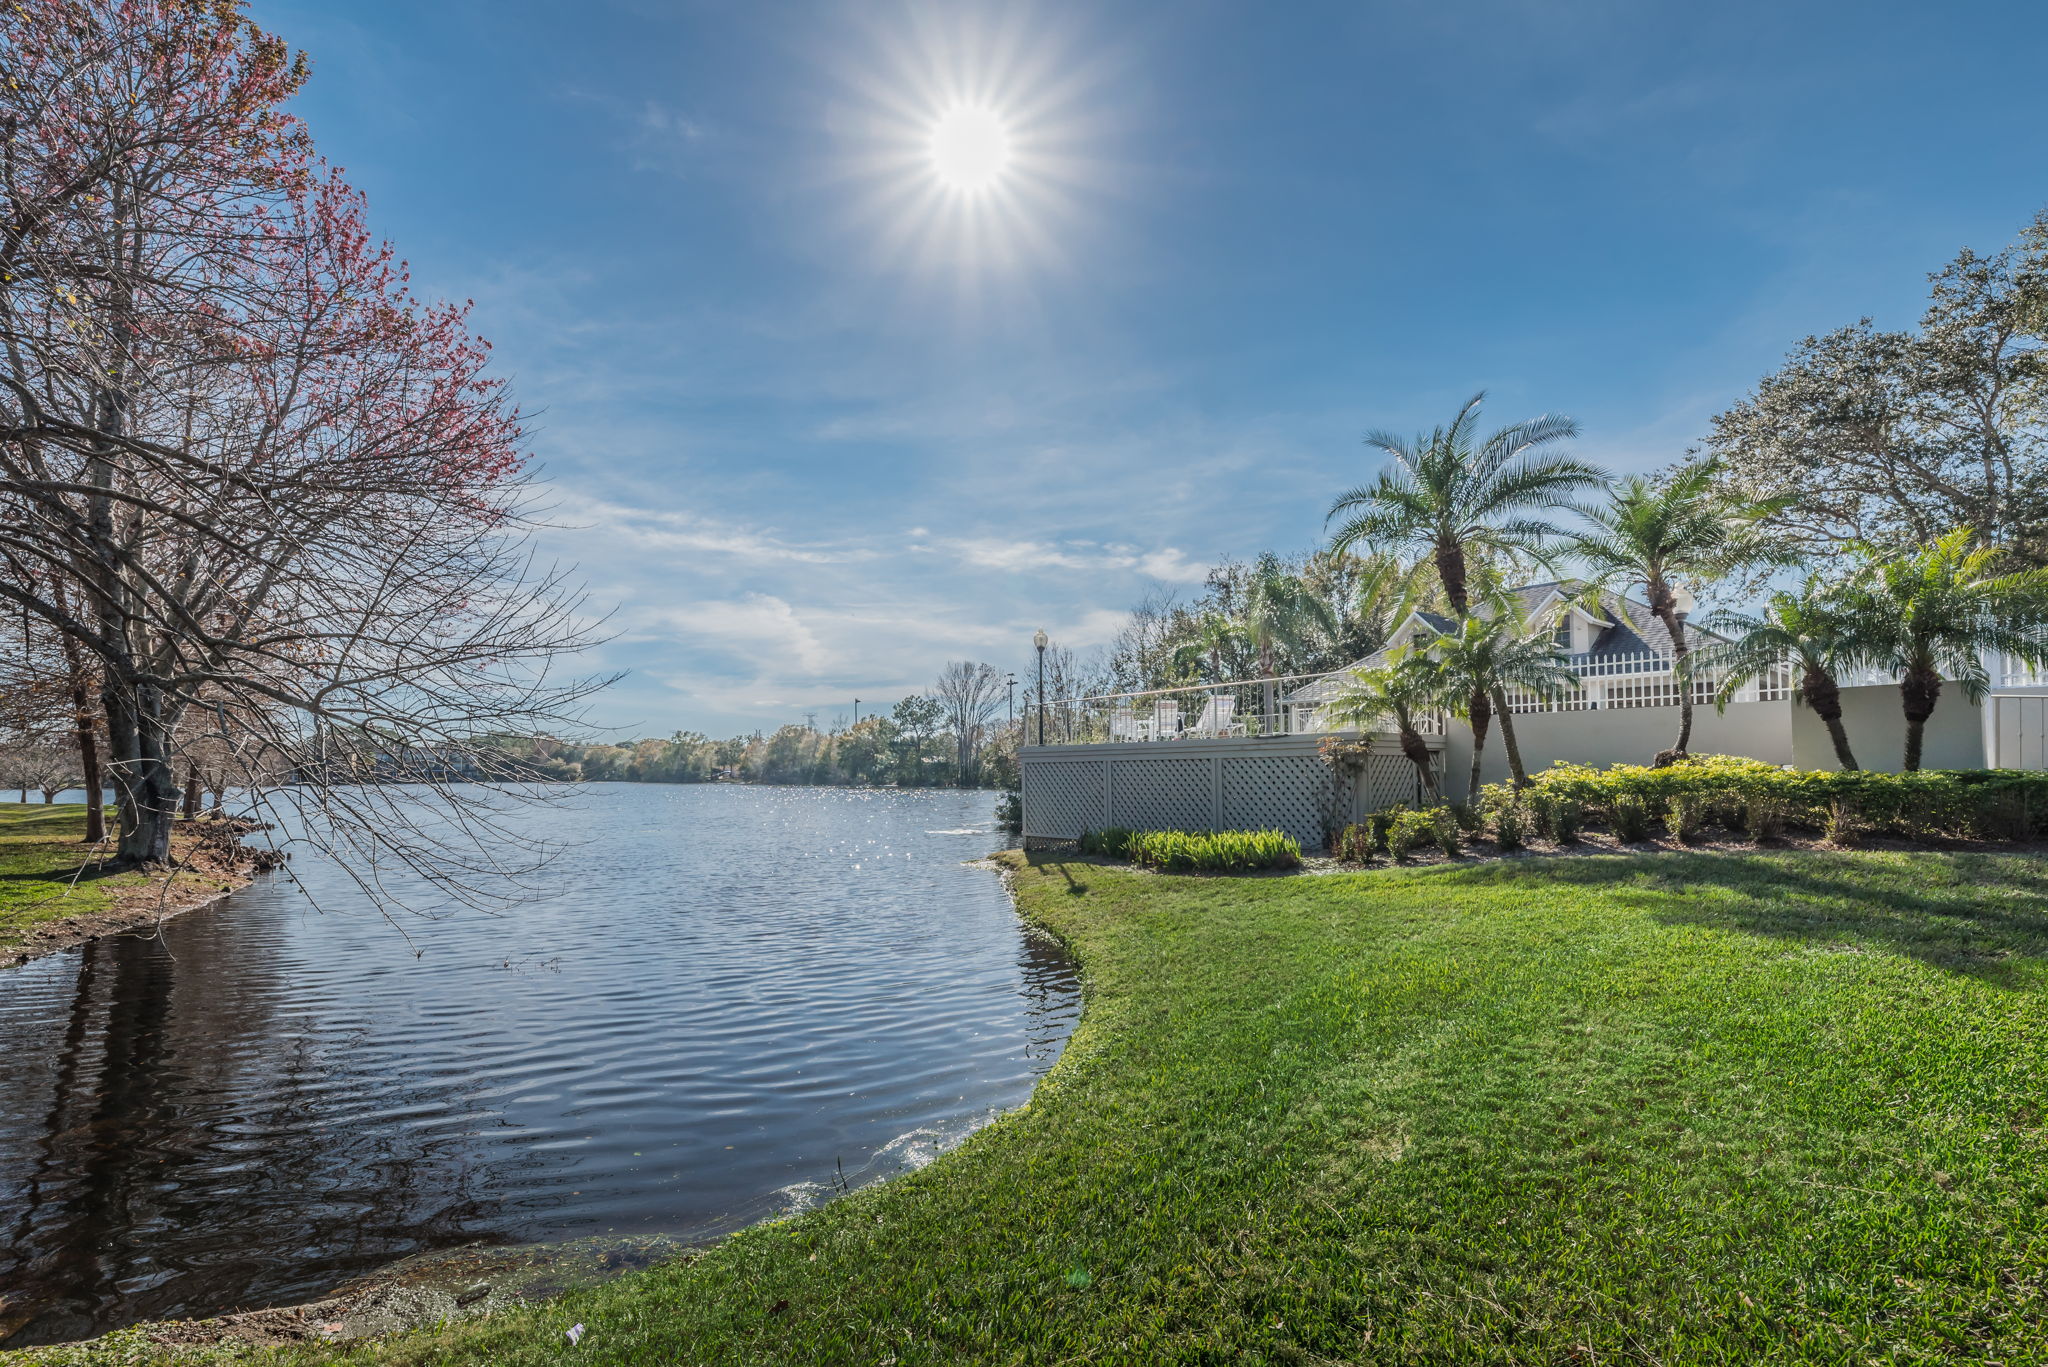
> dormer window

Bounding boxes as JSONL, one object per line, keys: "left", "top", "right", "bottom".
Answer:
{"left": 1553, "top": 618, "right": 1573, "bottom": 651}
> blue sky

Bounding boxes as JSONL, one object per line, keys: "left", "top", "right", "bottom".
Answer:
{"left": 260, "top": 0, "right": 2048, "bottom": 736}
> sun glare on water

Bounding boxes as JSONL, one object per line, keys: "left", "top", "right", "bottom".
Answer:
{"left": 929, "top": 106, "right": 1011, "bottom": 191}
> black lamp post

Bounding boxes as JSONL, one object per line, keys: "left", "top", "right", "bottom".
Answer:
{"left": 1005, "top": 674, "right": 1016, "bottom": 729}
{"left": 1033, "top": 629, "right": 1048, "bottom": 746}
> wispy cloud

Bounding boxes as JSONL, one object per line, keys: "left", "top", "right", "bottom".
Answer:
{"left": 934, "top": 536, "right": 1208, "bottom": 582}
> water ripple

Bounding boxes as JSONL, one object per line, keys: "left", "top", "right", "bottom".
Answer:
{"left": 0, "top": 785, "right": 1076, "bottom": 1347}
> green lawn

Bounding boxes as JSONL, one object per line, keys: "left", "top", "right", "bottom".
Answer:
{"left": 18, "top": 849, "right": 2048, "bottom": 1364}
{"left": 0, "top": 801, "right": 126, "bottom": 952}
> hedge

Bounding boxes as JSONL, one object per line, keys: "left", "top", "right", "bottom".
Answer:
{"left": 1511, "top": 755, "right": 2048, "bottom": 842}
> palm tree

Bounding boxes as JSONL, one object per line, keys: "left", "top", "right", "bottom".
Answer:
{"left": 1696, "top": 574, "right": 1868, "bottom": 770}
{"left": 1168, "top": 612, "right": 1248, "bottom": 684}
{"left": 1241, "top": 555, "right": 1337, "bottom": 729}
{"left": 1563, "top": 463, "right": 1784, "bottom": 765}
{"left": 1323, "top": 648, "right": 1446, "bottom": 801}
{"left": 1847, "top": 530, "right": 2048, "bottom": 770}
{"left": 1421, "top": 610, "right": 1582, "bottom": 803}
{"left": 1326, "top": 392, "right": 1600, "bottom": 616}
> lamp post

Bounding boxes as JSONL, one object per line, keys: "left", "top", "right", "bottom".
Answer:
{"left": 1033, "top": 629, "right": 1048, "bottom": 746}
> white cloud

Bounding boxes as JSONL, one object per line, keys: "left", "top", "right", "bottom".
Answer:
{"left": 941, "top": 536, "right": 1208, "bottom": 582}
{"left": 549, "top": 492, "right": 873, "bottom": 566}
{"left": 646, "top": 595, "right": 831, "bottom": 674}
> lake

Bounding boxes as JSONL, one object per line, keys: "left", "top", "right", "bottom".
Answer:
{"left": 0, "top": 784, "right": 1076, "bottom": 1348}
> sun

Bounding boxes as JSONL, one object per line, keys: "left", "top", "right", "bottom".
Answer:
{"left": 929, "top": 105, "right": 1011, "bottom": 191}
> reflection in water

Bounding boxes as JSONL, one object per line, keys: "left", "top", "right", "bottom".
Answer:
{"left": 0, "top": 786, "right": 1077, "bottom": 1347}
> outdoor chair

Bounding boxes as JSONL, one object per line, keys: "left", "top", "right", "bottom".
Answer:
{"left": 1153, "top": 698, "right": 1181, "bottom": 739}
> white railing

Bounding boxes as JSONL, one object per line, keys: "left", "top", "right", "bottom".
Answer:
{"left": 1025, "top": 653, "right": 1798, "bottom": 748}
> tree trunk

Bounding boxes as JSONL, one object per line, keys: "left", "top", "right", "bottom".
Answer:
{"left": 1435, "top": 541, "right": 1469, "bottom": 615}
{"left": 181, "top": 772, "right": 201, "bottom": 820}
{"left": 1492, "top": 687, "right": 1530, "bottom": 787}
{"left": 102, "top": 681, "right": 180, "bottom": 866}
{"left": 1801, "top": 666, "right": 1858, "bottom": 771}
{"left": 1399, "top": 724, "right": 1439, "bottom": 801}
{"left": 1900, "top": 665, "right": 1941, "bottom": 772}
{"left": 55, "top": 618, "right": 105, "bottom": 844}
{"left": 1651, "top": 594, "right": 1691, "bottom": 766}
{"left": 1466, "top": 688, "right": 1491, "bottom": 804}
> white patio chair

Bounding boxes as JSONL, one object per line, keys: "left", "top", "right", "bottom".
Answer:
{"left": 1211, "top": 694, "right": 1237, "bottom": 736}
{"left": 1152, "top": 698, "right": 1181, "bottom": 739}
{"left": 1188, "top": 694, "right": 1220, "bottom": 736}
{"left": 1110, "top": 702, "right": 1139, "bottom": 742}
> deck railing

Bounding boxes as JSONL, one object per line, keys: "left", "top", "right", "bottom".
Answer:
{"left": 1025, "top": 651, "right": 1798, "bottom": 747}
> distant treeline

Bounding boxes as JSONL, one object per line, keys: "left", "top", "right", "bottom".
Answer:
{"left": 490, "top": 695, "right": 1019, "bottom": 789}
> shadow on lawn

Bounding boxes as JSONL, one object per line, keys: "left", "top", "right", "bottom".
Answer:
{"left": 1433, "top": 851, "right": 2048, "bottom": 986}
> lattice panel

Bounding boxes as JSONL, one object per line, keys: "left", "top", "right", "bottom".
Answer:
{"left": 1108, "top": 759, "right": 1214, "bottom": 834}
{"left": 1360, "top": 752, "right": 1428, "bottom": 810}
{"left": 1221, "top": 755, "right": 1338, "bottom": 848}
{"left": 1022, "top": 760, "right": 1107, "bottom": 839}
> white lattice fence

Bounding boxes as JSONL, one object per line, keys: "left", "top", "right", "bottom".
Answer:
{"left": 1360, "top": 752, "right": 1428, "bottom": 809}
{"left": 1108, "top": 759, "right": 1214, "bottom": 833}
{"left": 1022, "top": 761, "right": 1107, "bottom": 840}
{"left": 1022, "top": 737, "right": 1446, "bottom": 847}
{"left": 1221, "top": 755, "right": 1338, "bottom": 847}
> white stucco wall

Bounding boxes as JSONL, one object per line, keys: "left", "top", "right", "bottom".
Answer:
{"left": 1788, "top": 683, "right": 1985, "bottom": 772}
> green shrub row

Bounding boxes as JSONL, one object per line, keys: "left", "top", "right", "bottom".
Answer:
{"left": 1078, "top": 827, "right": 1303, "bottom": 872}
{"left": 1517, "top": 755, "right": 2048, "bottom": 842}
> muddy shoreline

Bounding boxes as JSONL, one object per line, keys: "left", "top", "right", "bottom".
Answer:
{"left": 0, "top": 819, "right": 278, "bottom": 969}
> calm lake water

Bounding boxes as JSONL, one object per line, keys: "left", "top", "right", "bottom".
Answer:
{"left": 0, "top": 785, "right": 1076, "bottom": 1347}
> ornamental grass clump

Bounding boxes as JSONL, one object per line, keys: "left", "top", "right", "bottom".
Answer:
{"left": 1077, "top": 827, "right": 1137, "bottom": 858}
{"left": 1124, "top": 829, "right": 1301, "bottom": 873}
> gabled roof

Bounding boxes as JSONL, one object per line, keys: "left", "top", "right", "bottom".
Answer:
{"left": 1283, "top": 580, "right": 1726, "bottom": 704}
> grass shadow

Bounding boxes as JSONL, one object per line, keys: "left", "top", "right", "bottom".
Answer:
{"left": 1420, "top": 850, "right": 2048, "bottom": 986}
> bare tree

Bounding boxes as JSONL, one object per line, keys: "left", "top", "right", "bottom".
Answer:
{"left": 0, "top": 2, "right": 612, "bottom": 908}
{"left": 933, "top": 661, "right": 1007, "bottom": 786}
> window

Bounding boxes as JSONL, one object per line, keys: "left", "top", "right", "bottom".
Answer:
{"left": 1553, "top": 618, "right": 1573, "bottom": 650}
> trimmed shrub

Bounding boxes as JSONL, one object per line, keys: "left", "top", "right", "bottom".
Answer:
{"left": 1448, "top": 801, "right": 1483, "bottom": 834}
{"left": 1432, "top": 807, "right": 1463, "bottom": 857}
{"left": 1124, "top": 829, "right": 1302, "bottom": 873}
{"left": 1332, "top": 821, "right": 1377, "bottom": 865}
{"left": 1612, "top": 795, "right": 1655, "bottom": 843}
{"left": 1667, "top": 793, "right": 1707, "bottom": 845}
{"left": 1523, "top": 756, "right": 2048, "bottom": 845}
{"left": 1078, "top": 827, "right": 1137, "bottom": 858}
{"left": 1823, "top": 799, "right": 1861, "bottom": 848}
{"left": 1386, "top": 808, "right": 1440, "bottom": 861}
{"left": 1491, "top": 800, "right": 1528, "bottom": 852}
{"left": 1744, "top": 795, "right": 1789, "bottom": 844}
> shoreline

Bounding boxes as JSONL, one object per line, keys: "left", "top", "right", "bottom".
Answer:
{"left": 3, "top": 846, "right": 1071, "bottom": 1358}
{"left": 0, "top": 809, "right": 278, "bottom": 969}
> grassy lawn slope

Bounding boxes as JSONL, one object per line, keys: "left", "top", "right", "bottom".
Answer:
{"left": 18, "top": 848, "right": 2048, "bottom": 1364}
{"left": 0, "top": 802, "right": 126, "bottom": 952}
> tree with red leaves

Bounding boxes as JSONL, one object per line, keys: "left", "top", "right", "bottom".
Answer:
{"left": 0, "top": 0, "right": 607, "bottom": 889}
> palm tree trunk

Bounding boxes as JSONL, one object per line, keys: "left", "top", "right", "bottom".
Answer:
{"left": 1900, "top": 666, "right": 1941, "bottom": 772}
{"left": 1491, "top": 687, "right": 1529, "bottom": 787}
{"left": 1466, "top": 689, "right": 1491, "bottom": 804}
{"left": 1399, "top": 723, "right": 1438, "bottom": 801}
{"left": 1435, "top": 542, "right": 1469, "bottom": 615}
{"left": 1652, "top": 600, "right": 1691, "bottom": 766}
{"left": 1259, "top": 642, "right": 1277, "bottom": 734}
{"left": 1801, "top": 666, "right": 1858, "bottom": 770}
